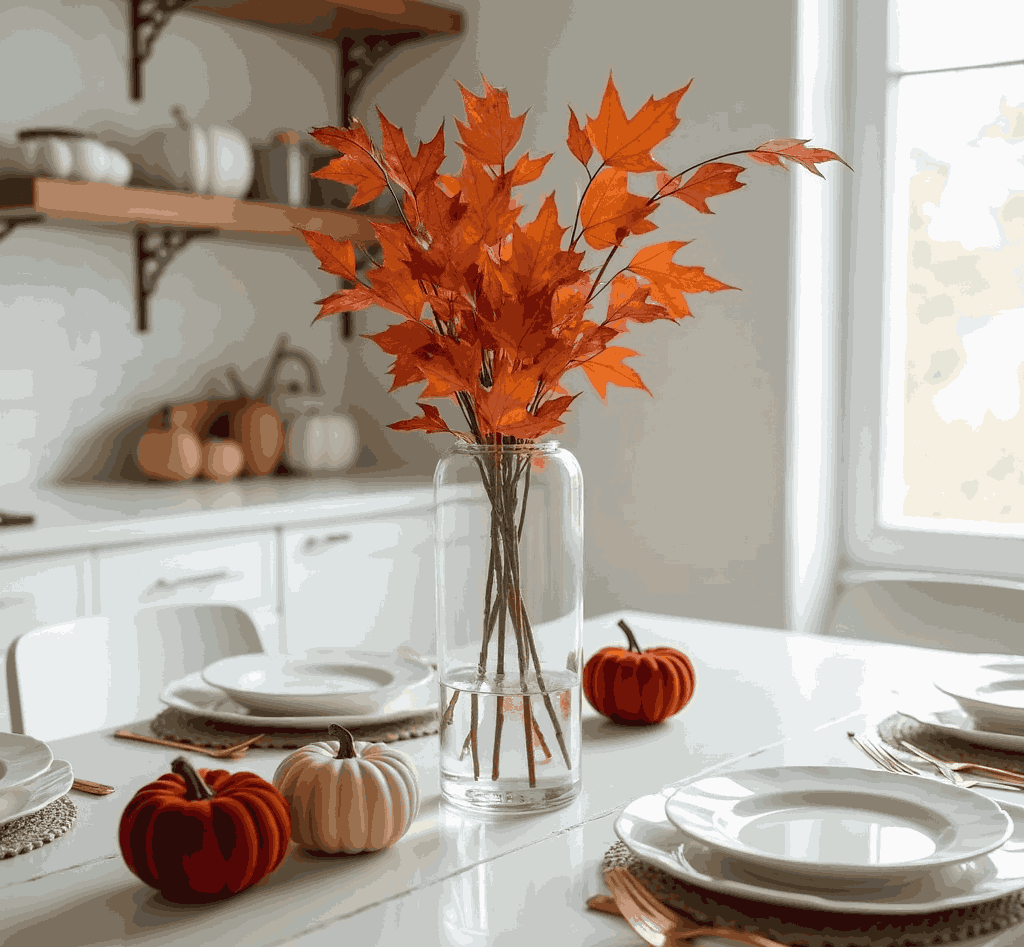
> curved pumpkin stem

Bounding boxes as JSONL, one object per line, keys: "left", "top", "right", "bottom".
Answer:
{"left": 171, "top": 756, "right": 216, "bottom": 801}
{"left": 329, "top": 724, "right": 357, "bottom": 760}
{"left": 617, "top": 619, "right": 643, "bottom": 654}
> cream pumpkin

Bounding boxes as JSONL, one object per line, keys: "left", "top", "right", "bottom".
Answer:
{"left": 272, "top": 725, "right": 420, "bottom": 854}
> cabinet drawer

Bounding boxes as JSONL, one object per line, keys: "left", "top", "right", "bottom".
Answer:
{"left": 283, "top": 514, "right": 434, "bottom": 655}
{"left": 97, "top": 535, "right": 275, "bottom": 614}
{"left": 0, "top": 555, "right": 88, "bottom": 731}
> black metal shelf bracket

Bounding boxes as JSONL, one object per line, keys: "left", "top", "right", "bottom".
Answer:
{"left": 338, "top": 31, "right": 426, "bottom": 129}
{"left": 0, "top": 215, "right": 44, "bottom": 244}
{"left": 130, "top": 0, "right": 201, "bottom": 100}
{"left": 135, "top": 225, "right": 216, "bottom": 332}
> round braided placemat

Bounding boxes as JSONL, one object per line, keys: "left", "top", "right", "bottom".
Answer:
{"left": 878, "top": 712, "right": 1024, "bottom": 774}
{"left": 602, "top": 841, "right": 1024, "bottom": 947}
{"left": 0, "top": 795, "right": 77, "bottom": 859}
{"left": 151, "top": 707, "right": 440, "bottom": 749}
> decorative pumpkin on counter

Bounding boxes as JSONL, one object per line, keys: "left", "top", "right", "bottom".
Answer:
{"left": 200, "top": 437, "right": 246, "bottom": 482}
{"left": 273, "top": 725, "right": 420, "bottom": 854}
{"left": 137, "top": 406, "right": 203, "bottom": 481}
{"left": 583, "top": 619, "right": 696, "bottom": 725}
{"left": 118, "top": 757, "right": 291, "bottom": 903}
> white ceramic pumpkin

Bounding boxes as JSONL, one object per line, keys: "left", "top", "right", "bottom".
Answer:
{"left": 272, "top": 725, "right": 420, "bottom": 854}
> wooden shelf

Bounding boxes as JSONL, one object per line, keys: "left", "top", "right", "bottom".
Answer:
{"left": 0, "top": 177, "right": 382, "bottom": 244}
{"left": 187, "top": 0, "right": 463, "bottom": 42}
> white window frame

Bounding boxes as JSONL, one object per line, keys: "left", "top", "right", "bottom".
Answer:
{"left": 842, "top": 0, "right": 1024, "bottom": 587}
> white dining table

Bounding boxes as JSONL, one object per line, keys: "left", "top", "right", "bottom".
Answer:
{"left": 2, "top": 610, "right": 1022, "bottom": 947}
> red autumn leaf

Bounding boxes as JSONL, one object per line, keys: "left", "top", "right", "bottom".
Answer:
{"left": 366, "top": 319, "right": 434, "bottom": 356}
{"left": 570, "top": 320, "right": 619, "bottom": 363}
{"left": 505, "top": 194, "right": 585, "bottom": 301}
{"left": 579, "top": 167, "right": 658, "bottom": 250}
{"left": 386, "top": 353, "right": 427, "bottom": 391}
{"left": 510, "top": 151, "right": 553, "bottom": 186}
{"left": 377, "top": 112, "right": 446, "bottom": 198}
{"left": 313, "top": 283, "right": 381, "bottom": 321}
{"left": 455, "top": 77, "right": 527, "bottom": 167}
{"left": 585, "top": 74, "right": 692, "bottom": 172}
{"left": 536, "top": 393, "right": 579, "bottom": 425}
{"left": 458, "top": 159, "right": 521, "bottom": 249}
{"left": 578, "top": 346, "right": 650, "bottom": 401}
{"left": 748, "top": 139, "right": 851, "bottom": 177}
{"left": 388, "top": 403, "right": 454, "bottom": 435}
{"left": 658, "top": 163, "right": 745, "bottom": 214}
{"left": 603, "top": 273, "right": 672, "bottom": 327}
{"left": 299, "top": 231, "right": 360, "bottom": 281}
{"left": 627, "top": 241, "right": 736, "bottom": 321}
{"left": 310, "top": 123, "right": 387, "bottom": 208}
{"left": 566, "top": 107, "right": 593, "bottom": 167}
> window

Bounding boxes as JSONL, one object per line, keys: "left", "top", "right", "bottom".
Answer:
{"left": 845, "top": 0, "right": 1024, "bottom": 579}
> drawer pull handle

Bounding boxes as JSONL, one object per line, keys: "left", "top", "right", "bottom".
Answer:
{"left": 302, "top": 533, "right": 352, "bottom": 553}
{"left": 150, "top": 570, "right": 234, "bottom": 593}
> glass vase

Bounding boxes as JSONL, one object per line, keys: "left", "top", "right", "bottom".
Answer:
{"left": 434, "top": 439, "right": 584, "bottom": 813}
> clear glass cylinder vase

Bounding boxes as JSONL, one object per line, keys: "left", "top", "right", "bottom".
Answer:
{"left": 435, "top": 440, "right": 584, "bottom": 813}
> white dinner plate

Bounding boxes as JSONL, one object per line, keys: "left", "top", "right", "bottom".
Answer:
{"left": 0, "top": 732, "right": 53, "bottom": 793}
{"left": 664, "top": 765, "right": 1012, "bottom": 877}
{"left": 897, "top": 706, "right": 1024, "bottom": 752}
{"left": 936, "top": 662, "right": 1024, "bottom": 733}
{"left": 201, "top": 648, "right": 433, "bottom": 716}
{"left": 617, "top": 788, "right": 1024, "bottom": 915}
{"left": 162, "top": 668, "right": 438, "bottom": 728}
{"left": 0, "top": 759, "right": 74, "bottom": 829}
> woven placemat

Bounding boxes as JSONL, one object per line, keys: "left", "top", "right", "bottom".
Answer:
{"left": 878, "top": 713, "right": 1024, "bottom": 773}
{"left": 0, "top": 795, "right": 77, "bottom": 859}
{"left": 151, "top": 707, "right": 440, "bottom": 749}
{"left": 602, "top": 841, "right": 1024, "bottom": 947}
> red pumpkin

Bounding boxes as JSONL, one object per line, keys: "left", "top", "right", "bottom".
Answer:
{"left": 583, "top": 620, "right": 696, "bottom": 725}
{"left": 119, "top": 757, "right": 291, "bottom": 903}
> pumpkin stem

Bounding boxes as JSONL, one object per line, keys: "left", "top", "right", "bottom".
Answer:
{"left": 618, "top": 619, "right": 643, "bottom": 654}
{"left": 171, "top": 756, "right": 216, "bottom": 801}
{"left": 329, "top": 724, "right": 357, "bottom": 759}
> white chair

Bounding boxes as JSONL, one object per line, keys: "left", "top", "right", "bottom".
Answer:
{"left": 7, "top": 605, "right": 265, "bottom": 742}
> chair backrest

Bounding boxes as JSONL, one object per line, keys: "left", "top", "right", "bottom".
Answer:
{"left": 7, "top": 606, "right": 265, "bottom": 742}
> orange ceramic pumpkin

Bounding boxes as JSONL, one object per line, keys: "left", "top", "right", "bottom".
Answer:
{"left": 119, "top": 757, "right": 291, "bottom": 903}
{"left": 583, "top": 620, "right": 696, "bottom": 725}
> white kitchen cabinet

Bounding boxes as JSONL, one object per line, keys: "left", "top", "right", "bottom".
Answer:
{"left": 283, "top": 512, "right": 435, "bottom": 656}
{"left": 0, "top": 554, "right": 89, "bottom": 731}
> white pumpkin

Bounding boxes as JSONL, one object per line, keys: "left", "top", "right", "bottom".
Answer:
{"left": 272, "top": 725, "right": 420, "bottom": 854}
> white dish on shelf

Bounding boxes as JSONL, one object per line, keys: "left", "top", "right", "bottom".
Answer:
{"left": 0, "top": 733, "right": 53, "bottom": 793}
{"left": 201, "top": 648, "right": 431, "bottom": 715}
{"left": 616, "top": 788, "right": 1024, "bottom": 915}
{"left": 0, "top": 759, "right": 73, "bottom": 829}
{"left": 163, "top": 665, "right": 437, "bottom": 728}
{"left": 935, "top": 663, "right": 1024, "bottom": 733}
{"left": 663, "top": 765, "right": 1012, "bottom": 878}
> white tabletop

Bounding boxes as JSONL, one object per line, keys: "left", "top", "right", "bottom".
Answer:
{"left": 1, "top": 611, "right": 1020, "bottom": 946}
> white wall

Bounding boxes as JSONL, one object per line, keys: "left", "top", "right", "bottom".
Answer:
{"left": 2, "top": 0, "right": 811, "bottom": 629}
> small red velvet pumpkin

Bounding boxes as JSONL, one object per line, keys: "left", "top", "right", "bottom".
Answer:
{"left": 118, "top": 757, "right": 292, "bottom": 903}
{"left": 583, "top": 620, "right": 696, "bottom": 725}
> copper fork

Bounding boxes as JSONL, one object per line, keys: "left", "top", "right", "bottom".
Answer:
{"left": 114, "top": 730, "right": 266, "bottom": 759}
{"left": 604, "top": 867, "right": 786, "bottom": 947}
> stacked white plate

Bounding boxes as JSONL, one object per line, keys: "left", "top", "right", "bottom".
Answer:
{"left": 615, "top": 765, "right": 1024, "bottom": 913}
{"left": 0, "top": 734, "right": 74, "bottom": 829}
{"left": 161, "top": 648, "right": 438, "bottom": 726}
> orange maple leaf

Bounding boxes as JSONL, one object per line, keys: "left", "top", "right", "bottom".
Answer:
{"left": 627, "top": 241, "right": 736, "bottom": 321}
{"left": 657, "top": 163, "right": 745, "bottom": 214}
{"left": 510, "top": 151, "right": 553, "bottom": 186}
{"left": 299, "top": 231, "right": 360, "bottom": 281}
{"left": 579, "top": 167, "right": 658, "bottom": 250}
{"left": 310, "top": 122, "right": 387, "bottom": 208}
{"left": 604, "top": 273, "right": 672, "bottom": 328}
{"left": 376, "top": 112, "right": 446, "bottom": 200}
{"left": 566, "top": 108, "right": 593, "bottom": 167}
{"left": 585, "top": 74, "right": 692, "bottom": 173}
{"left": 747, "top": 139, "right": 852, "bottom": 177}
{"left": 388, "top": 403, "right": 456, "bottom": 435}
{"left": 365, "top": 319, "right": 434, "bottom": 356}
{"left": 578, "top": 346, "right": 650, "bottom": 401}
{"left": 313, "top": 284, "right": 381, "bottom": 321}
{"left": 455, "top": 77, "right": 527, "bottom": 167}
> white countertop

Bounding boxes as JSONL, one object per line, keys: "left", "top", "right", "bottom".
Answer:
{"left": 0, "top": 612, "right": 1018, "bottom": 946}
{"left": 0, "top": 476, "right": 437, "bottom": 560}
